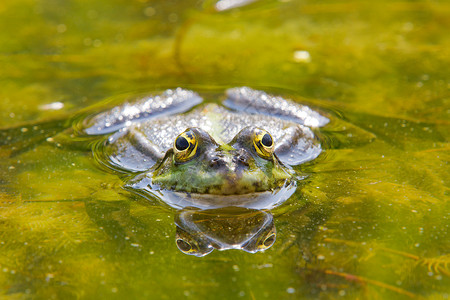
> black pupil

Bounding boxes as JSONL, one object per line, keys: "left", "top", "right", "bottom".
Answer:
{"left": 264, "top": 234, "right": 275, "bottom": 247}
{"left": 175, "top": 136, "right": 189, "bottom": 151}
{"left": 261, "top": 133, "right": 273, "bottom": 147}
{"left": 176, "top": 239, "right": 191, "bottom": 252}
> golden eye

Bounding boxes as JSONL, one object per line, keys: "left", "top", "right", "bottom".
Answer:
{"left": 253, "top": 129, "right": 274, "bottom": 159}
{"left": 262, "top": 233, "right": 276, "bottom": 248}
{"left": 174, "top": 129, "right": 198, "bottom": 162}
{"left": 176, "top": 238, "right": 193, "bottom": 253}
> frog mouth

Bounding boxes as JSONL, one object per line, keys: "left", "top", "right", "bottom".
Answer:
{"left": 149, "top": 159, "right": 293, "bottom": 195}
{"left": 153, "top": 171, "right": 293, "bottom": 196}
{"left": 126, "top": 176, "right": 297, "bottom": 210}
{"left": 160, "top": 181, "right": 296, "bottom": 210}
{"left": 178, "top": 177, "right": 292, "bottom": 195}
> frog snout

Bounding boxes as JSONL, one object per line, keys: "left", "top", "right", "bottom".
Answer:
{"left": 208, "top": 155, "right": 249, "bottom": 171}
{"left": 233, "top": 155, "right": 249, "bottom": 166}
{"left": 209, "top": 157, "right": 226, "bottom": 169}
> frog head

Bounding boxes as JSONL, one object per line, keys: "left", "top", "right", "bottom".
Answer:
{"left": 151, "top": 126, "right": 293, "bottom": 195}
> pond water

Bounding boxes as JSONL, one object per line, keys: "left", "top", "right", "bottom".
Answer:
{"left": 0, "top": 0, "right": 449, "bottom": 299}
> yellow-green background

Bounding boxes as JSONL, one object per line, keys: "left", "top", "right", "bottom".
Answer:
{"left": 0, "top": 0, "right": 448, "bottom": 299}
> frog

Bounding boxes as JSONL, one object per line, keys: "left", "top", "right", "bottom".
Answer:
{"left": 82, "top": 87, "right": 329, "bottom": 209}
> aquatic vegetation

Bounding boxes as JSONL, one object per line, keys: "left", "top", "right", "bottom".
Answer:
{"left": 0, "top": 0, "right": 448, "bottom": 299}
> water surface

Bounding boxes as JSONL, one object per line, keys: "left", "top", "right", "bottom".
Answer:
{"left": 0, "top": 0, "right": 449, "bottom": 299}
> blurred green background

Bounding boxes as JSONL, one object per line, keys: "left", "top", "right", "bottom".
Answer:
{"left": 0, "top": 0, "right": 448, "bottom": 299}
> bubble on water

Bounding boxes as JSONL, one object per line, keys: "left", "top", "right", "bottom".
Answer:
{"left": 84, "top": 38, "right": 92, "bottom": 46}
{"left": 402, "top": 22, "right": 414, "bottom": 32}
{"left": 293, "top": 50, "right": 311, "bottom": 63}
{"left": 215, "top": 0, "right": 256, "bottom": 11}
{"left": 144, "top": 7, "right": 156, "bottom": 17}
{"left": 39, "top": 102, "right": 64, "bottom": 111}
{"left": 93, "top": 39, "right": 102, "bottom": 47}
{"left": 168, "top": 13, "right": 178, "bottom": 23}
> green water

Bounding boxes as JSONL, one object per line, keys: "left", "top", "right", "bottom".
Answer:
{"left": 0, "top": 0, "right": 449, "bottom": 299}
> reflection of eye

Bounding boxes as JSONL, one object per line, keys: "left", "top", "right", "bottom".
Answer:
{"left": 174, "top": 129, "right": 198, "bottom": 162}
{"left": 263, "top": 233, "right": 276, "bottom": 248}
{"left": 176, "top": 238, "right": 192, "bottom": 253}
{"left": 253, "top": 129, "right": 274, "bottom": 159}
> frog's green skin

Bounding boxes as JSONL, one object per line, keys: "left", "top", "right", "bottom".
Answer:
{"left": 152, "top": 126, "right": 292, "bottom": 195}
{"left": 84, "top": 87, "right": 328, "bottom": 208}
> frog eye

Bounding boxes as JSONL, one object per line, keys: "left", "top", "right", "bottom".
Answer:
{"left": 176, "top": 238, "right": 193, "bottom": 253}
{"left": 253, "top": 129, "right": 274, "bottom": 159}
{"left": 176, "top": 238, "right": 213, "bottom": 256}
{"left": 177, "top": 238, "right": 204, "bottom": 256}
{"left": 174, "top": 129, "right": 198, "bottom": 162}
{"left": 262, "top": 233, "right": 276, "bottom": 248}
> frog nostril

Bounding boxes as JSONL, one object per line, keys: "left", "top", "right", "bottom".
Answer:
{"left": 209, "top": 157, "right": 222, "bottom": 168}
{"left": 237, "top": 156, "right": 249, "bottom": 166}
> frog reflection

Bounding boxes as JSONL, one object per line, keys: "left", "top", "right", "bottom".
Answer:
{"left": 174, "top": 207, "right": 275, "bottom": 257}
{"left": 85, "top": 200, "right": 276, "bottom": 256}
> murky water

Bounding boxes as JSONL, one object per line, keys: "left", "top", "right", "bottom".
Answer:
{"left": 0, "top": 0, "right": 449, "bottom": 299}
